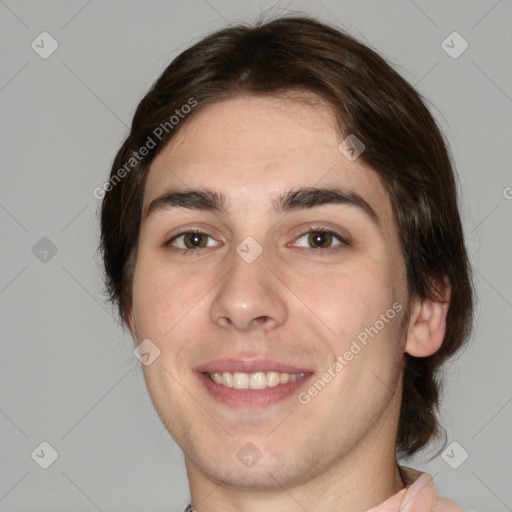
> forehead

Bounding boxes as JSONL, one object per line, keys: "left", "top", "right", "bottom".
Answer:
{"left": 143, "top": 93, "right": 394, "bottom": 226}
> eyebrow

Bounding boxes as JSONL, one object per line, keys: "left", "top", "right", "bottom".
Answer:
{"left": 142, "top": 186, "right": 379, "bottom": 225}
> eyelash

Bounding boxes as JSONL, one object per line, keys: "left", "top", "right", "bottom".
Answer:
{"left": 164, "top": 225, "right": 350, "bottom": 256}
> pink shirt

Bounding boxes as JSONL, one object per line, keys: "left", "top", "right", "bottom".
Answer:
{"left": 368, "top": 466, "right": 467, "bottom": 511}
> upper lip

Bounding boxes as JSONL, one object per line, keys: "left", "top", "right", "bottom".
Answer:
{"left": 193, "top": 358, "right": 313, "bottom": 374}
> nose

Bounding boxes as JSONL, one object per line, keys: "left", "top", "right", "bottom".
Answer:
{"left": 209, "top": 244, "right": 288, "bottom": 332}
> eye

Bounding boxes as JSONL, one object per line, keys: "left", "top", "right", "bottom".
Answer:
{"left": 292, "top": 228, "right": 349, "bottom": 251}
{"left": 165, "top": 231, "right": 220, "bottom": 252}
{"left": 164, "top": 226, "right": 350, "bottom": 256}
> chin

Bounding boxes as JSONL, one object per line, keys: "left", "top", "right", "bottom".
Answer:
{"left": 185, "top": 439, "right": 325, "bottom": 491}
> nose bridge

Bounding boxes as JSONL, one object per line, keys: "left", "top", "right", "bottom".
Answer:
{"left": 209, "top": 235, "right": 288, "bottom": 331}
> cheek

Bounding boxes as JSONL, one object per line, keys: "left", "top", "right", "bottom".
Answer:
{"left": 298, "top": 263, "right": 399, "bottom": 342}
{"left": 303, "top": 266, "right": 405, "bottom": 414}
{"left": 131, "top": 255, "right": 207, "bottom": 340}
{"left": 301, "top": 260, "right": 406, "bottom": 395}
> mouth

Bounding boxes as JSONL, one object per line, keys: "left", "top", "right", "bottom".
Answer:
{"left": 193, "top": 359, "right": 313, "bottom": 408}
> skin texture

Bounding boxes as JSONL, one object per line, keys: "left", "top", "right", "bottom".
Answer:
{"left": 127, "top": 92, "right": 450, "bottom": 512}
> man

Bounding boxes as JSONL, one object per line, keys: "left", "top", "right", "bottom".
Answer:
{"left": 99, "top": 15, "right": 473, "bottom": 511}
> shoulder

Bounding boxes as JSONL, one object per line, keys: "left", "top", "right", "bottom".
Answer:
{"left": 399, "top": 466, "right": 469, "bottom": 511}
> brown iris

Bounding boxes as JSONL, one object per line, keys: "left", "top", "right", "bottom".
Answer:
{"left": 183, "top": 233, "right": 208, "bottom": 249}
{"left": 307, "top": 231, "right": 334, "bottom": 249}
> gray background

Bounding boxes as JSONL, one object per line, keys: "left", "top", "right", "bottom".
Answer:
{"left": 0, "top": 0, "right": 511, "bottom": 510}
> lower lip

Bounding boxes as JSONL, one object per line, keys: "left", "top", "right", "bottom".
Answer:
{"left": 196, "top": 372, "right": 313, "bottom": 408}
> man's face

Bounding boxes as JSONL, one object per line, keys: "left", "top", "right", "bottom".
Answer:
{"left": 128, "top": 93, "right": 410, "bottom": 489}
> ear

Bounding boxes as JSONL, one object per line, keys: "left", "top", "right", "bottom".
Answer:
{"left": 405, "top": 278, "right": 451, "bottom": 357}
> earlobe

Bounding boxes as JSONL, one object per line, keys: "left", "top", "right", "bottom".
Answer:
{"left": 405, "top": 280, "right": 451, "bottom": 358}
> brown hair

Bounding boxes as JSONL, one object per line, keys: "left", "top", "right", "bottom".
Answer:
{"left": 99, "top": 14, "right": 474, "bottom": 457}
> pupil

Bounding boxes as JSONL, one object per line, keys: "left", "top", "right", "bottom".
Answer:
{"left": 310, "top": 232, "right": 330, "bottom": 248}
{"left": 187, "top": 233, "right": 204, "bottom": 248}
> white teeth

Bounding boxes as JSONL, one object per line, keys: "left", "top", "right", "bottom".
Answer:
{"left": 266, "top": 372, "right": 280, "bottom": 387}
{"left": 208, "top": 371, "right": 306, "bottom": 389}
{"left": 249, "top": 372, "right": 266, "bottom": 390}
{"left": 222, "top": 372, "right": 233, "bottom": 388}
{"left": 212, "top": 373, "right": 223, "bottom": 384}
{"left": 233, "top": 372, "right": 249, "bottom": 389}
